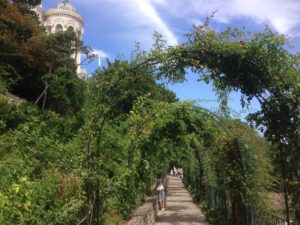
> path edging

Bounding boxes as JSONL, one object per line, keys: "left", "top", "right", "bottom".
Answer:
{"left": 127, "top": 195, "right": 159, "bottom": 225}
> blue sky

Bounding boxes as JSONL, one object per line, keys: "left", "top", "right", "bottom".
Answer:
{"left": 42, "top": 0, "right": 300, "bottom": 119}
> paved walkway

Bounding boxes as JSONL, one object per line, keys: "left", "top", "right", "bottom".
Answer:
{"left": 155, "top": 176, "right": 209, "bottom": 225}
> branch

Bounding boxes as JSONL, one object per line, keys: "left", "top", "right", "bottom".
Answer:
{"left": 34, "top": 84, "right": 49, "bottom": 104}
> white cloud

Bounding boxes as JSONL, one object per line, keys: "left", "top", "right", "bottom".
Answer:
{"left": 131, "top": 0, "right": 178, "bottom": 45}
{"left": 230, "top": 0, "right": 300, "bottom": 35}
{"left": 71, "top": 0, "right": 178, "bottom": 46}
{"left": 147, "top": 0, "right": 166, "bottom": 5}
{"left": 93, "top": 49, "right": 109, "bottom": 58}
{"left": 59, "top": 0, "right": 300, "bottom": 52}
{"left": 156, "top": 0, "right": 300, "bottom": 35}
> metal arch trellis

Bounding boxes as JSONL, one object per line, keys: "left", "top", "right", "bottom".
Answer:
{"left": 173, "top": 48, "right": 297, "bottom": 224}
{"left": 173, "top": 49, "right": 297, "bottom": 225}
{"left": 80, "top": 49, "right": 296, "bottom": 225}
{"left": 173, "top": 46, "right": 300, "bottom": 225}
{"left": 162, "top": 48, "right": 297, "bottom": 225}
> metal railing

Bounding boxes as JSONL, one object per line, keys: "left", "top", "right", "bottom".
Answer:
{"left": 204, "top": 186, "right": 298, "bottom": 225}
{"left": 247, "top": 207, "right": 289, "bottom": 225}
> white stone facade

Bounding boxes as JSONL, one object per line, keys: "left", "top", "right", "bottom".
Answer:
{"left": 35, "top": 2, "right": 87, "bottom": 79}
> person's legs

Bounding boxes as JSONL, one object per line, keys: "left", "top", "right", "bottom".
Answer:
{"left": 159, "top": 192, "right": 164, "bottom": 210}
{"left": 161, "top": 192, "right": 165, "bottom": 210}
{"left": 159, "top": 200, "right": 163, "bottom": 210}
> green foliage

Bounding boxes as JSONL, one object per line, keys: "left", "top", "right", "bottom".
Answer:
{"left": 42, "top": 67, "right": 85, "bottom": 115}
{"left": 0, "top": 10, "right": 291, "bottom": 224}
{"left": 0, "top": 0, "right": 41, "bottom": 94}
{"left": 208, "top": 120, "right": 273, "bottom": 204}
{"left": 0, "top": 101, "right": 86, "bottom": 224}
{"left": 12, "top": 0, "right": 42, "bottom": 7}
{"left": 43, "top": 30, "right": 79, "bottom": 71}
{"left": 0, "top": 2, "right": 93, "bottom": 115}
{"left": 150, "top": 25, "right": 300, "bottom": 221}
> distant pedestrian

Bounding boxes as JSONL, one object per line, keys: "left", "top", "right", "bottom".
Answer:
{"left": 173, "top": 166, "right": 178, "bottom": 176}
{"left": 178, "top": 168, "right": 183, "bottom": 178}
{"left": 155, "top": 176, "right": 167, "bottom": 210}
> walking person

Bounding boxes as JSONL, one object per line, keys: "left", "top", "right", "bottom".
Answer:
{"left": 156, "top": 176, "right": 166, "bottom": 210}
{"left": 173, "top": 166, "right": 178, "bottom": 176}
{"left": 170, "top": 168, "right": 174, "bottom": 176}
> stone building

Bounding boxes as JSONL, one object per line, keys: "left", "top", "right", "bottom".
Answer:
{"left": 34, "top": 1, "right": 87, "bottom": 79}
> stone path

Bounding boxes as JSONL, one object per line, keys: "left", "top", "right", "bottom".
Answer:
{"left": 155, "top": 176, "right": 209, "bottom": 225}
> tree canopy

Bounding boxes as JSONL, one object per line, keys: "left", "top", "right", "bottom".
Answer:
{"left": 0, "top": 0, "right": 91, "bottom": 115}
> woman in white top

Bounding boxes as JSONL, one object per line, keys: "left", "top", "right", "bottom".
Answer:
{"left": 156, "top": 178, "right": 166, "bottom": 210}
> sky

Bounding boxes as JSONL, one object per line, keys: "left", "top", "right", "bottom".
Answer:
{"left": 42, "top": 0, "right": 300, "bottom": 119}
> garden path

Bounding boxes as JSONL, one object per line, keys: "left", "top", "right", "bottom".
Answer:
{"left": 155, "top": 176, "right": 210, "bottom": 225}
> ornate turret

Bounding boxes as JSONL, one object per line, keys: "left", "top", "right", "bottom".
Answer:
{"left": 43, "top": 1, "right": 86, "bottom": 78}
{"left": 43, "top": 1, "right": 84, "bottom": 38}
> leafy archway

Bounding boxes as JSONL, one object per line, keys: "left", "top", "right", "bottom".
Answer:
{"left": 65, "top": 25, "right": 299, "bottom": 224}
{"left": 81, "top": 25, "right": 299, "bottom": 224}
{"left": 77, "top": 49, "right": 275, "bottom": 225}
{"left": 146, "top": 25, "right": 299, "bottom": 224}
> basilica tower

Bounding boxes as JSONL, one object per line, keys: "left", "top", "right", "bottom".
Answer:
{"left": 42, "top": 1, "right": 87, "bottom": 79}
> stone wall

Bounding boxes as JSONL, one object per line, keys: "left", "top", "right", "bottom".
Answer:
{"left": 127, "top": 195, "right": 159, "bottom": 225}
{"left": 4, "top": 93, "right": 27, "bottom": 105}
